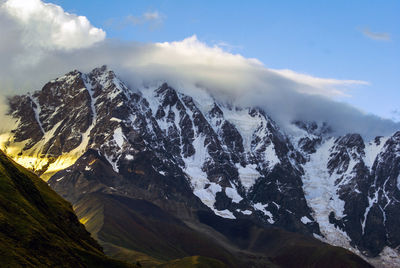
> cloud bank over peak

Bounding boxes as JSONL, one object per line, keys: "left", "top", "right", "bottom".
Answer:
{"left": 0, "top": 0, "right": 398, "bottom": 139}
{"left": 151, "top": 36, "right": 368, "bottom": 98}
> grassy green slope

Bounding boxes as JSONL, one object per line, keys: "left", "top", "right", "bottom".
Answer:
{"left": 0, "top": 150, "right": 134, "bottom": 268}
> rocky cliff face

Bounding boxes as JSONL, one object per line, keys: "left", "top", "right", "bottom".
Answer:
{"left": 2, "top": 66, "right": 399, "bottom": 266}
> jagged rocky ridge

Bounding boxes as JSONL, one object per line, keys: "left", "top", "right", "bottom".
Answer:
{"left": 2, "top": 66, "right": 400, "bottom": 266}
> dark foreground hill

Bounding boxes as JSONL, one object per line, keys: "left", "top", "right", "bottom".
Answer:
{"left": 0, "top": 150, "right": 134, "bottom": 267}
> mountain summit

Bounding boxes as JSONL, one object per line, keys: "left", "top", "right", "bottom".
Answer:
{"left": 2, "top": 66, "right": 399, "bottom": 267}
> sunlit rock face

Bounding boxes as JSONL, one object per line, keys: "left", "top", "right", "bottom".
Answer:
{"left": 3, "top": 66, "right": 400, "bottom": 266}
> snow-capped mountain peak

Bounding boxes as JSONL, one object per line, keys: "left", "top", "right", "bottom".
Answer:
{"left": 2, "top": 66, "right": 400, "bottom": 266}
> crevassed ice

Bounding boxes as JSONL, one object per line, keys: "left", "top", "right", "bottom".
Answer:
{"left": 302, "top": 138, "right": 352, "bottom": 249}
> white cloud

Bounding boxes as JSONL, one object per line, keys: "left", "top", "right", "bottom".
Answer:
{"left": 360, "top": 28, "right": 391, "bottom": 41}
{"left": 0, "top": 0, "right": 398, "bottom": 139}
{"left": 2, "top": 0, "right": 105, "bottom": 50}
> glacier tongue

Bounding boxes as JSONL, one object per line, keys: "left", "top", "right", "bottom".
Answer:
{"left": 302, "top": 138, "right": 350, "bottom": 245}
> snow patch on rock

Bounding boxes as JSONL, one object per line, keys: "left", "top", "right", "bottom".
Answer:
{"left": 214, "top": 209, "right": 236, "bottom": 219}
{"left": 225, "top": 186, "right": 243, "bottom": 203}
{"left": 113, "top": 127, "right": 124, "bottom": 148}
{"left": 364, "top": 137, "right": 389, "bottom": 169}
{"left": 301, "top": 216, "right": 312, "bottom": 224}
{"left": 221, "top": 106, "right": 260, "bottom": 152}
{"left": 236, "top": 163, "right": 261, "bottom": 191}
{"left": 253, "top": 202, "right": 274, "bottom": 224}
{"left": 264, "top": 143, "right": 280, "bottom": 169}
{"left": 237, "top": 209, "right": 252, "bottom": 215}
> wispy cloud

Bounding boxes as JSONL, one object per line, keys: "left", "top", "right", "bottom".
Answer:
{"left": 391, "top": 109, "right": 400, "bottom": 122}
{"left": 360, "top": 28, "right": 391, "bottom": 41}
{"left": 105, "top": 11, "right": 165, "bottom": 31}
{"left": 143, "top": 11, "right": 162, "bottom": 21}
{"left": 213, "top": 41, "right": 243, "bottom": 52}
{"left": 270, "top": 69, "right": 369, "bottom": 97}
{"left": 125, "top": 11, "right": 165, "bottom": 29}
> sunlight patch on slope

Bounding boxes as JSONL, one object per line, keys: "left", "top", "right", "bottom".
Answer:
{"left": 0, "top": 81, "right": 98, "bottom": 181}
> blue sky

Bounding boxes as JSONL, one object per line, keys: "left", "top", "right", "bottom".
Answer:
{"left": 46, "top": 0, "right": 400, "bottom": 121}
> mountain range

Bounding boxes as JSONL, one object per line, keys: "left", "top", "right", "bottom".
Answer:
{"left": 1, "top": 65, "right": 399, "bottom": 267}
